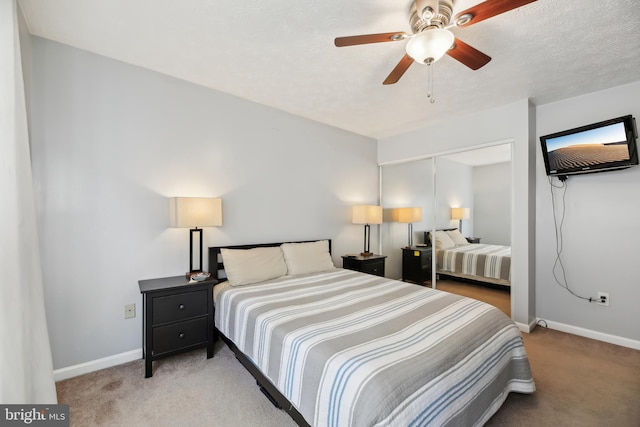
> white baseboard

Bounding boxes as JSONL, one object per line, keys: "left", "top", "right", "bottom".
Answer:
{"left": 535, "top": 319, "right": 640, "bottom": 350}
{"left": 515, "top": 318, "right": 538, "bottom": 334}
{"left": 53, "top": 348, "right": 142, "bottom": 382}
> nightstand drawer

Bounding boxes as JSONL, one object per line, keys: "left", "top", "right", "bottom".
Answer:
{"left": 152, "top": 290, "right": 208, "bottom": 324}
{"left": 360, "top": 259, "right": 385, "bottom": 276}
{"left": 153, "top": 317, "right": 208, "bottom": 355}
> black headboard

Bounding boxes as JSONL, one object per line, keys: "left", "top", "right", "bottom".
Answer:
{"left": 207, "top": 239, "right": 332, "bottom": 281}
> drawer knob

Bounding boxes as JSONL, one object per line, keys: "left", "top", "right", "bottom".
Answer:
{"left": 179, "top": 332, "right": 185, "bottom": 339}
{"left": 179, "top": 304, "right": 185, "bottom": 310}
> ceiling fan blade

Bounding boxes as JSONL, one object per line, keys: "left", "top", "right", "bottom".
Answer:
{"left": 335, "top": 32, "right": 408, "bottom": 47}
{"left": 454, "top": 0, "right": 537, "bottom": 27}
{"left": 446, "top": 38, "right": 491, "bottom": 70}
{"left": 383, "top": 54, "right": 414, "bottom": 85}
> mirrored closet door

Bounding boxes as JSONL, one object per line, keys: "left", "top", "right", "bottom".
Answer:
{"left": 380, "top": 143, "right": 512, "bottom": 311}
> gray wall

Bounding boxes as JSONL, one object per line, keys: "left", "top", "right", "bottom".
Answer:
{"left": 535, "top": 81, "right": 640, "bottom": 343}
{"left": 380, "top": 159, "right": 434, "bottom": 279}
{"left": 435, "top": 157, "right": 474, "bottom": 235}
{"left": 29, "top": 38, "right": 379, "bottom": 369}
{"left": 473, "top": 162, "right": 511, "bottom": 245}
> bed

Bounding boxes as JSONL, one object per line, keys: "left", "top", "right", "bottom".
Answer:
{"left": 426, "top": 229, "right": 511, "bottom": 286}
{"left": 208, "top": 240, "right": 533, "bottom": 427}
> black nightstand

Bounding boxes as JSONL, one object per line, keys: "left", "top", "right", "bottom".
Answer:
{"left": 342, "top": 254, "right": 386, "bottom": 277}
{"left": 138, "top": 275, "right": 217, "bottom": 378}
{"left": 466, "top": 237, "right": 481, "bottom": 244}
{"left": 402, "top": 247, "right": 433, "bottom": 285}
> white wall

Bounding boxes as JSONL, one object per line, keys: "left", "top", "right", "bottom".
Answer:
{"left": 473, "top": 162, "right": 511, "bottom": 245}
{"left": 29, "top": 38, "right": 379, "bottom": 370}
{"left": 378, "top": 100, "right": 536, "bottom": 330}
{"left": 535, "top": 81, "right": 640, "bottom": 343}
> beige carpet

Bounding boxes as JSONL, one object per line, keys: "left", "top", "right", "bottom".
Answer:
{"left": 57, "top": 283, "right": 640, "bottom": 426}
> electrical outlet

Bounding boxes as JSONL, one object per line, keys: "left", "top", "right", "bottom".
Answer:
{"left": 125, "top": 303, "right": 136, "bottom": 319}
{"left": 597, "top": 292, "right": 609, "bottom": 307}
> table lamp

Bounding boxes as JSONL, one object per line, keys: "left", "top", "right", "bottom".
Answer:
{"left": 169, "top": 197, "right": 222, "bottom": 277}
{"left": 352, "top": 205, "right": 383, "bottom": 256}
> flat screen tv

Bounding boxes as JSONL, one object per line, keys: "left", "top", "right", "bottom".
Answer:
{"left": 540, "top": 115, "right": 638, "bottom": 177}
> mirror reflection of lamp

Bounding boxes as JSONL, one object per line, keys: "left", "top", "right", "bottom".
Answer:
{"left": 351, "top": 205, "right": 383, "bottom": 257}
{"left": 394, "top": 207, "right": 423, "bottom": 248}
{"left": 451, "top": 207, "right": 470, "bottom": 235}
{"left": 169, "top": 197, "right": 222, "bottom": 277}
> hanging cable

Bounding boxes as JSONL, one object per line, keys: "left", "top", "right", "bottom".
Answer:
{"left": 548, "top": 176, "right": 593, "bottom": 302}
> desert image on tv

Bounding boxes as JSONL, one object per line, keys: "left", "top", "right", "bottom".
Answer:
{"left": 548, "top": 142, "right": 629, "bottom": 171}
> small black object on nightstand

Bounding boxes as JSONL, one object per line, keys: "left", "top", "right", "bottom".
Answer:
{"left": 342, "top": 254, "right": 386, "bottom": 277}
{"left": 466, "top": 237, "right": 481, "bottom": 244}
{"left": 138, "top": 275, "right": 218, "bottom": 378}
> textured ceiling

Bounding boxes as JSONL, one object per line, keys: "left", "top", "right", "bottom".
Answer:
{"left": 18, "top": 0, "right": 640, "bottom": 139}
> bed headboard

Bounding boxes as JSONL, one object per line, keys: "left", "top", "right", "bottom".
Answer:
{"left": 207, "top": 239, "right": 332, "bottom": 281}
{"left": 424, "top": 228, "right": 457, "bottom": 245}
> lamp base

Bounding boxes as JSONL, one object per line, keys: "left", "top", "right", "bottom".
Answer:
{"left": 360, "top": 251, "right": 373, "bottom": 257}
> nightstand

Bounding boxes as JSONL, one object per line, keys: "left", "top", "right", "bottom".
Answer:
{"left": 342, "top": 254, "right": 386, "bottom": 277}
{"left": 138, "top": 275, "right": 217, "bottom": 378}
{"left": 402, "top": 246, "right": 433, "bottom": 285}
{"left": 466, "top": 237, "right": 481, "bottom": 244}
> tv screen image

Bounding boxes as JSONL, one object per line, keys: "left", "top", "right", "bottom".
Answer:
{"left": 546, "top": 122, "right": 629, "bottom": 171}
{"left": 540, "top": 115, "right": 638, "bottom": 177}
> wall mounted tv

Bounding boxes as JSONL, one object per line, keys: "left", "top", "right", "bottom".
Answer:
{"left": 540, "top": 115, "right": 638, "bottom": 177}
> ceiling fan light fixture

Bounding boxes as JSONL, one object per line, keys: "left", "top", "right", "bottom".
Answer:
{"left": 405, "top": 28, "right": 455, "bottom": 64}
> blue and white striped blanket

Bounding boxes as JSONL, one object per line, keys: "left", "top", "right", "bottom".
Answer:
{"left": 215, "top": 269, "right": 534, "bottom": 426}
{"left": 439, "top": 244, "right": 511, "bottom": 283}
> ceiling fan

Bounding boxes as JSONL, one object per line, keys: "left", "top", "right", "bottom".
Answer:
{"left": 334, "top": 0, "right": 538, "bottom": 85}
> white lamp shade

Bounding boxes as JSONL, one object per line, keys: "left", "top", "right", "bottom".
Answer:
{"left": 169, "top": 197, "right": 222, "bottom": 228}
{"left": 451, "top": 207, "right": 470, "bottom": 220}
{"left": 405, "top": 28, "right": 455, "bottom": 64}
{"left": 352, "top": 205, "right": 383, "bottom": 225}
{"left": 394, "top": 207, "right": 423, "bottom": 223}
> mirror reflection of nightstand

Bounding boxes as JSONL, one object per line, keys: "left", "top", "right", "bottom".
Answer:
{"left": 401, "top": 247, "right": 432, "bottom": 285}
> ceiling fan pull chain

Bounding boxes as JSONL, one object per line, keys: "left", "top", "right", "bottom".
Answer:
{"left": 426, "top": 60, "right": 436, "bottom": 103}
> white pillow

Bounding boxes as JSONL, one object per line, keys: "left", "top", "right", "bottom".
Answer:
{"left": 280, "top": 240, "right": 335, "bottom": 275}
{"left": 221, "top": 246, "right": 288, "bottom": 286}
{"left": 433, "top": 230, "right": 455, "bottom": 250}
{"left": 446, "top": 229, "right": 470, "bottom": 246}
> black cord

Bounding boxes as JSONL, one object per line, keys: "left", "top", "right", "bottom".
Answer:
{"left": 548, "top": 176, "right": 593, "bottom": 302}
{"left": 536, "top": 319, "right": 548, "bottom": 328}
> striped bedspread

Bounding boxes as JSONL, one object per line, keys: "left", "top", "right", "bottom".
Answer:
{"left": 215, "top": 269, "right": 534, "bottom": 427}
{"left": 438, "top": 244, "right": 511, "bottom": 282}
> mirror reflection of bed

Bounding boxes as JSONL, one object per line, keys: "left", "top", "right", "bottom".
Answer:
{"left": 428, "top": 228, "right": 511, "bottom": 317}
{"left": 433, "top": 145, "right": 512, "bottom": 315}
{"left": 424, "top": 228, "right": 511, "bottom": 316}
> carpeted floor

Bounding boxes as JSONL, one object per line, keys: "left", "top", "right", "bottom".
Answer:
{"left": 56, "top": 282, "right": 640, "bottom": 426}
